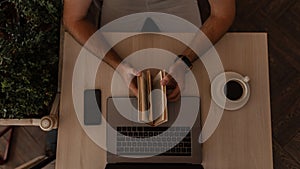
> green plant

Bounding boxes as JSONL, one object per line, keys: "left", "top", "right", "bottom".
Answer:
{"left": 0, "top": 0, "right": 61, "bottom": 118}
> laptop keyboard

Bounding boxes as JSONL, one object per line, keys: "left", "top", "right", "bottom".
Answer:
{"left": 116, "top": 126, "right": 192, "bottom": 156}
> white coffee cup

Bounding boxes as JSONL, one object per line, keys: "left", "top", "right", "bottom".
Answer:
{"left": 211, "top": 72, "right": 250, "bottom": 110}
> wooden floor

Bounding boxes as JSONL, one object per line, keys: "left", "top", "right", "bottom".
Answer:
{"left": 0, "top": 127, "right": 46, "bottom": 169}
{"left": 233, "top": 1, "right": 300, "bottom": 168}
{"left": 0, "top": 0, "right": 299, "bottom": 169}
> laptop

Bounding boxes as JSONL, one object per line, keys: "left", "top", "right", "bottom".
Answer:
{"left": 106, "top": 97, "right": 203, "bottom": 169}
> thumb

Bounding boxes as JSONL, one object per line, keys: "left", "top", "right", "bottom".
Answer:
{"left": 161, "top": 74, "right": 172, "bottom": 86}
{"left": 131, "top": 68, "right": 141, "bottom": 76}
{"left": 128, "top": 67, "right": 141, "bottom": 76}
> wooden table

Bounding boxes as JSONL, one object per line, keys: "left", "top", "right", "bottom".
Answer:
{"left": 56, "top": 32, "right": 273, "bottom": 169}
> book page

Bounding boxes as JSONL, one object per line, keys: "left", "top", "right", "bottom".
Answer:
{"left": 146, "top": 70, "right": 153, "bottom": 122}
{"left": 137, "top": 71, "right": 149, "bottom": 122}
{"left": 152, "top": 71, "right": 168, "bottom": 125}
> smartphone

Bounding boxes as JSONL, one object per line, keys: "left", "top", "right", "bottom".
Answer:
{"left": 84, "top": 89, "right": 101, "bottom": 125}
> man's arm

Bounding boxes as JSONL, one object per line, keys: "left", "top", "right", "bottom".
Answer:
{"left": 162, "top": 0, "right": 236, "bottom": 101}
{"left": 63, "top": 0, "right": 122, "bottom": 69}
{"left": 63, "top": 0, "right": 140, "bottom": 96}
{"left": 63, "top": 0, "right": 95, "bottom": 44}
{"left": 182, "top": 0, "right": 236, "bottom": 61}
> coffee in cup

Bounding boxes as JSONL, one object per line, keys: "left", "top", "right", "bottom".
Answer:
{"left": 224, "top": 80, "right": 245, "bottom": 101}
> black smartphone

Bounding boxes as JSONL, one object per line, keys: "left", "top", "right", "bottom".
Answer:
{"left": 84, "top": 89, "right": 101, "bottom": 125}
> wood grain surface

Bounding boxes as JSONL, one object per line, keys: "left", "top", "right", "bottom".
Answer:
{"left": 56, "top": 32, "right": 273, "bottom": 169}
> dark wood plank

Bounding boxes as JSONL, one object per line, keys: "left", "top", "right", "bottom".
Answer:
{"left": 269, "top": 67, "right": 300, "bottom": 124}
{"left": 290, "top": 1, "right": 300, "bottom": 18}
{"left": 0, "top": 127, "right": 13, "bottom": 163}
{"left": 272, "top": 94, "right": 300, "bottom": 146}
{"left": 284, "top": 131, "right": 300, "bottom": 164}
{"left": 261, "top": 0, "right": 298, "bottom": 20}
{"left": 24, "top": 127, "right": 47, "bottom": 148}
{"left": 273, "top": 139, "right": 300, "bottom": 169}
{"left": 234, "top": 0, "right": 267, "bottom": 20}
{"left": 1, "top": 127, "right": 46, "bottom": 168}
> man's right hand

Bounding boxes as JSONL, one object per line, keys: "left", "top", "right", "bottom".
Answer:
{"left": 117, "top": 63, "right": 141, "bottom": 97}
{"left": 161, "top": 59, "right": 186, "bottom": 102}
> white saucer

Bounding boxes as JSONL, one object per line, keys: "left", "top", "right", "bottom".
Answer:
{"left": 211, "top": 72, "right": 250, "bottom": 111}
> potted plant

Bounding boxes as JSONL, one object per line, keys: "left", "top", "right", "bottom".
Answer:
{"left": 0, "top": 0, "right": 61, "bottom": 130}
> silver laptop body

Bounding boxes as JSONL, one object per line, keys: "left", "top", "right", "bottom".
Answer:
{"left": 106, "top": 97, "right": 201, "bottom": 164}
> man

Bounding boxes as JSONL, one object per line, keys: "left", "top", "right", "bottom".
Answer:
{"left": 63, "top": 0, "right": 236, "bottom": 101}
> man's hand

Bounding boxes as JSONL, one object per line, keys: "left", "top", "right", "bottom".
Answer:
{"left": 161, "top": 60, "right": 187, "bottom": 102}
{"left": 117, "top": 63, "right": 141, "bottom": 97}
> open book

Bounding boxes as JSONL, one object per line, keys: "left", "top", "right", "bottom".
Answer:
{"left": 137, "top": 70, "right": 168, "bottom": 126}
